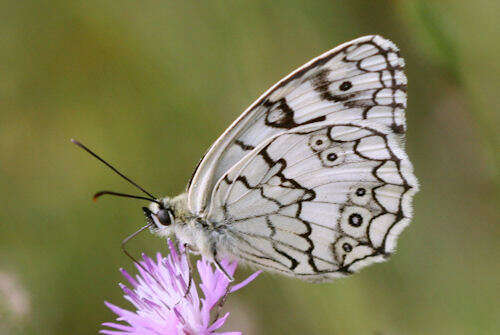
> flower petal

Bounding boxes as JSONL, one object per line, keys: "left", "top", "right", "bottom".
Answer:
{"left": 230, "top": 270, "right": 263, "bottom": 293}
{"left": 102, "top": 239, "right": 260, "bottom": 334}
{"left": 207, "top": 312, "right": 230, "bottom": 331}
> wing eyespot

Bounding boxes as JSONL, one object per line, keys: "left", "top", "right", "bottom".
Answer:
{"left": 349, "top": 184, "right": 372, "bottom": 206}
{"left": 342, "top": 243, "right": 353, "bottom": 252}
{"left": 319, "top": 147, "right": 345, "bottom": 167}
{"left": 308, "top": 134, "right": 331, "bottom": 152}
{"left": 355, "top": 188, "right": 366, "bottom": 196}
{"left": 333, "top": 236, "right": 360, "bottom": 263}
{"left": 339, "top": 206, "right": 372, "bottom": 239}
{"left": 348, "top": 213, "right": 363, "bottom": 227}
{"left": 339, "top": 81, "right": 352, "bottom": 91}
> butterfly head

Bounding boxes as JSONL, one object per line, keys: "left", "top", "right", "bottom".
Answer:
{"left": 143, "top": 198, "right": 176, "bottom": 231}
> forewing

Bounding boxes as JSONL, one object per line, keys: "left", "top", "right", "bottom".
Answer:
{"left": 188, "top": 35, "right": 407, "bottom": 215}
{"left": 207, "top": 122, "right": 418, "bottom": 281}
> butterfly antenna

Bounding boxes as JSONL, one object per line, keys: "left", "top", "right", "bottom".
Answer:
{"left": 71, "top": 139, "right": 157, "bottom": 200}
{"left": 93, "top": 191, "right": 162, "bottom": 205}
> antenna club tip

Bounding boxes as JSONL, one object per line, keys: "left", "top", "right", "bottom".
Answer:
{"left": 93, "top": 192, "right": 104, "bottom": 202}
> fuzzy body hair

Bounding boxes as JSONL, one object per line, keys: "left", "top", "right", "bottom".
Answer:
{"left": 148, "top": 193, "right": 235, "bottom": 264}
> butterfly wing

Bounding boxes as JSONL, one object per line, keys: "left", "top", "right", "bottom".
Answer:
{"left": 187, "top": 35, "right": 407, "bottom": 215}
{"left": 206, "top": 121, "right": 418, "bottom": 281}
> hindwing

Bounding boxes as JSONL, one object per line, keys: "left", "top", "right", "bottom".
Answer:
{"left": 206, "top": 122, "right": 417, "bottom": 281}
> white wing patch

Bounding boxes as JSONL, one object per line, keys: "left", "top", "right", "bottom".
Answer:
{"left": 188, "top": 35, "right": 407, "bottom": 215}
{"left": 206, "top": 122, "right": 417, "bottom": 281}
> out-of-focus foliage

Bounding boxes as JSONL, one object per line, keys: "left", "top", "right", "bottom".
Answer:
{"left": 0, "top": 1, "right": 498, "bottom": 334}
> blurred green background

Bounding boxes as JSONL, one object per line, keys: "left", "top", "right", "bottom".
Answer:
{"left": 0, "top": 1, "right": 498, "bottom": 334}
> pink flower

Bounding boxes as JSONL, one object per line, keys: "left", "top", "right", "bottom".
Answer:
{"left": 101, "top": 240, "right": 261, "bottom": 335}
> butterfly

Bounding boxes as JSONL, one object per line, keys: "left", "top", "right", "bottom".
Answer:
{"left": 74, "top": 35, "right": 418, "bottom": 282}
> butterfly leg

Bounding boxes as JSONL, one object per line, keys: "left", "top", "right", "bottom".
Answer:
{"left": 212, "top": 284, "right": 231, "bottom": 323}
{"left": 211, "top": 247, "right": 234, "bottom": 282}
{"left": 171, "top": 244, "right": 195, "bottom": 308}
{"left": 182, "top": 243, "right": 194, "bottom": 298}
{"left": 206, "top": 244, "right": 234, "bottom": 321}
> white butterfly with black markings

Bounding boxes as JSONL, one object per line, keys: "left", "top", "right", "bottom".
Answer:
{"left": 74, "top": 35, "right": 418, "bottom": 282}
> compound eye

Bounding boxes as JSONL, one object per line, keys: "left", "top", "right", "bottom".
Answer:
{"left": 156, "top": 209, "right": 173, "bottom": 226}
